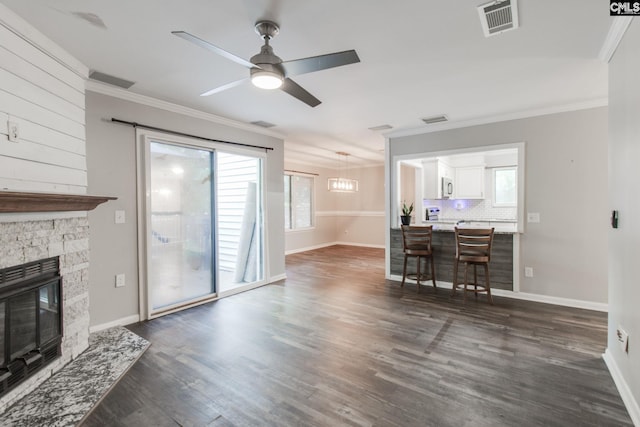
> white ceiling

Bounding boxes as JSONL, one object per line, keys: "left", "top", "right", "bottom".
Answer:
{"left": 1, "top": 0, "right": 611, "bottom": 167}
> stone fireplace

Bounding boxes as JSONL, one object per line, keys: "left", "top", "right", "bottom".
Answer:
{"left": 0, "top": 192, "right": 114, "bottom": 413}
{"left": 0, "top": 216, "right": 91, "bottom": 412}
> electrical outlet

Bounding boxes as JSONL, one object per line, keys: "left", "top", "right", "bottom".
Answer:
{"left": 524, "top": 267, "right": 534, "bottom": 277}
{"left": 617, "top": 327, "right": 629, "bottom": 353}
{"left": 527, "top": 212, "right": 540, "bottom": 223}
{"left": 115, "top": 273, "right": 125, "bottom": 288}
{"left": 7, "top": 121, "right": 19, "bottom": 142}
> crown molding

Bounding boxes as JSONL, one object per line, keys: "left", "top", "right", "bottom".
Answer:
{"left": 85, "top": 81, "right": 284, "bottom": 139}
{"left": 599, "top": 17, "right": 634, "bottom": 63}
{"left": 385, "top": 98, "right": 608, "bottom": 139}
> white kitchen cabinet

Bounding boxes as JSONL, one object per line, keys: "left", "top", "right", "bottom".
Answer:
{"left": 422, "top": 159, "right": 453, "bottom": 199}
{"left": 455, "top": 166, "right": 485, "bottom": 199}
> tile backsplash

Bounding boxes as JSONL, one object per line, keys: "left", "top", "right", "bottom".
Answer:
{"left": 423, "top": 198, "right": 517, "bottom": 221}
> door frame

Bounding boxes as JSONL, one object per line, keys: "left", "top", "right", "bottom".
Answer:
{"left": 135, "top": 129, "right": 267, "bottom": 320}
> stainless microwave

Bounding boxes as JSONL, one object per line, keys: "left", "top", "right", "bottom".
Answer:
{"left": 442, "top": 177, "right": 454, "bottom": 199}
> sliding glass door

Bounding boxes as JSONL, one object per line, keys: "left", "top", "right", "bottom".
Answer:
{"left": 142, "top": 134, "right": 265, "bottom": 318}
{"left": 148, "top": 141, "right": 215, "bottom": 312}
{"left": 216, "top": 152, "right": 264, "bottom": 293}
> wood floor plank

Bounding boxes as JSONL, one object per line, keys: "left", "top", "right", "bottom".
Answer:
{"left": 82, "top": 245, "right": 632, "bottom": 427}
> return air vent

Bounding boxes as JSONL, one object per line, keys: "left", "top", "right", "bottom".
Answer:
{"left": 421, "top": 115, "right": 449, "bottom": 125}
{"left": 477, "top": 0, "right": 519, "bottom": 37}
{"left": 89, "top": 70, "right": 135, "bottom": 89}
{"left": 250, "top": 120, "right": 276, "bottom": 128}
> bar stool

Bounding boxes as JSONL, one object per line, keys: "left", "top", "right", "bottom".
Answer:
{"left": 400, "top": 225, "right": 436, "bottom": 292}
{"left": 451, "top": 227, "right": 495, "bottom": 304}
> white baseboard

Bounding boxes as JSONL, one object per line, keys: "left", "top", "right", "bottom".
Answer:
{"left": 286, "top": 241, "right": 384, "bottom": 255}
{"left": 285, "top": 242, "right": 335, "bottom": 255}
{"left": 603, "top": 349, "right": 640, "bottom": 426}
{"left": 334, "top": 241, "right": 385, "bottom": 249}
{"left": 269, "top": 273, "right": 287, "bottom": 282}
{"left": 89, "top": 314, "right": 140, "bottom": 333}
{"left": 387, "top": 275, "right": 608, "bottom": 312}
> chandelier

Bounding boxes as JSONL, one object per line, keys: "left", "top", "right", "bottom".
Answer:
{"left": 327, "top": 152, "right": 359, "bottom": 193}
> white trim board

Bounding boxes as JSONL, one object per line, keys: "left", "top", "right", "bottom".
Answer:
{"left": 0, "top": 3, "right": 88, "bottom": 78}
{"left": 599, "top": 17, "right": 634, "bottom": 63}
{"left": 334, "top": 241, "right": 385, "bottom": 249}
{"left": 285, "top": 242, "right": 336, "bottom": 255}
{"left": 89, "top": 314, "right": 140, "bottom": 333}
{"left": 286, "top": 242, "right": 384, "bottom": 255}
{"left": 387, "top": 275, "right": 608, "bottom": 312}
{"left": 269, "top": 273, "right": 287, "bottom": 282}
{"left": 603, "top": 349, "right": 640, "bottom": 426}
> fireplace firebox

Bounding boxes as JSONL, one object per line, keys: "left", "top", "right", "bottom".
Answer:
{"left": 0, "top": 257, "right": 62, "bottom": 397}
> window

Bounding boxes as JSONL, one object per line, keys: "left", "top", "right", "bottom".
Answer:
{"left": 493, "top": 167, "right": 517, "bottom": 207}
{"left": 284, "top": 174, "right": 314, "bottom": 230}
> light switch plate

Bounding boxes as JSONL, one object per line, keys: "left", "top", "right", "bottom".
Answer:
{"left": 527, "top": 212, "right": 540, "bottom": 223}
{"left": 115, "top": 273, "right": 125, "bottom": 288}
{"left": 524, "top": 267, "right": 533, "bottom": 277}
{"left": 115, "top": 210, "right": 125, "bottom": 224}
{"left": 7, "top": 121, "right": 19, "bottom": 142}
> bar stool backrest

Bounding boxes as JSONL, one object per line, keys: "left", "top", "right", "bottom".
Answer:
{"left": 454, "top": 227, "right": 494, "bottom": 263}
{"left": 401, "top": 225, "right": 433, "bottom": 254}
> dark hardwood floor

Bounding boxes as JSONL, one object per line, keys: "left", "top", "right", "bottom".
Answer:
{"left": 82, "top": 245, "right": 632, "bottom": 426}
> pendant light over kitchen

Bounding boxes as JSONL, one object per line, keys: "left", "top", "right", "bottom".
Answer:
{"left": 328, "top": 152, "right": 359, "bottom": 192}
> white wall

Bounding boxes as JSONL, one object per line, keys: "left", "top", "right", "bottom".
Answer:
{"left": 0, "top": 4, "right": 88, "bottom": 194}
{"left": 284, "top": 160, "right": 385, "bottom": 253}
{"left": 388, "top": 107, "right": 609, "bottom": 304}
{"left": 85, "top": 90, "right": 285, "bottom": 328}
{"left": 607, "top": 20, "right": 640, "bottom": 425}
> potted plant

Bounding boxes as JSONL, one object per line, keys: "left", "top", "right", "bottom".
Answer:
{"left": 400, "top": 201, "right": 414, "bottom": 226}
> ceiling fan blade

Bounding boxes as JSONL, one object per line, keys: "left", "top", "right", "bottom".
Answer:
{"left": 280, "top": 78, "right": 321, "bottom": 107}
{"left": 282, "top": 50, "right": 360, "bottom": 76}
{"left": 200, "top": 78, "right": 249, "bottom": 96}
{"left": 172, "top": 31, "right": 255, "bottom": 69}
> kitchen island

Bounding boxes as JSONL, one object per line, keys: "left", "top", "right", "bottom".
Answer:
{"left": 390, "top": 226, "right": 515, "bottom": 291}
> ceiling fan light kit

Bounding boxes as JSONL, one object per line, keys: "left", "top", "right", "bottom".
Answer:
{"left": 172, "top": 20, "right": 360, "bottom": 107}
{"left": 251, "top": 67, "right": 283, "bottom": 89}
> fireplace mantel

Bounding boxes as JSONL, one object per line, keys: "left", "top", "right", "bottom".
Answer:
{"left": 0, "top": 191, "right": 116, "bottom": 213}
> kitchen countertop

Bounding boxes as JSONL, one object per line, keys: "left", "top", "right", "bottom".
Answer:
{"left": 421, "top": 219, "right": 518, "bottom": 234}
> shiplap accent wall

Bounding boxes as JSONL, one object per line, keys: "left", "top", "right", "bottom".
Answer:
{"left": 0, "top": 4, "right": 88, "bottom": 194}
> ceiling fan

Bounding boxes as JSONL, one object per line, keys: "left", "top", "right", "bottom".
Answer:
{"left": 172, "top": 21, "right": 360, "bottom": 107}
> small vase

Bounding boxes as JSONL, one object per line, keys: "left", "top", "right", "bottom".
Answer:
{"left": 400, "top": 215, "right": 412, "bottom": 226}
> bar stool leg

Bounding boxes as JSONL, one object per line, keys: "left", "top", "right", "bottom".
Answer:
{"left": 474, "top": 264, "right": 478, "bottom": 299}
{"left": 401, "top": 255, "right": 408, "bottom": 288}
{"left": 484, "top": 263, "right": 494, "bottom": 305}
{"left": 463, "top": 262, "right": 469, "bottom": 303}
{"left": 416, "top": 256, "right": 421, "bottom": 293}
{"left": 430, "top": 255, "right": 436, "bottom": 289}
{"left": 451, "top": 258, "right": 459, "bottom": 297}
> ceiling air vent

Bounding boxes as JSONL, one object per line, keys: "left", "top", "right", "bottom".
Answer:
{"left": 89, "top": 71, "right": 135, "bottom": 89}
{"left": 421, "top": 115, "right": 448, "bottom": 125}
{"left": 477, "top": 0, "right": 519, "bottom": 37}
{"left": 368, "top": 124, "right": 393, "bottom": 131}
{"left": 250, "top": 120, "right": 276, "bottom": 128}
